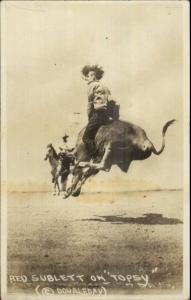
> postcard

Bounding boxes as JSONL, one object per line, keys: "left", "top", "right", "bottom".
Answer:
{"left": 1, "top": 1, "right": 189, "bottom": 300}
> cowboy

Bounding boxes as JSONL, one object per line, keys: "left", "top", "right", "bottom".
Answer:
{"left": 57, "top": 135, "right": 75, "bottom": 191}
{"left": 62, "top": 134, "right": 74, "bottom": 154}
{"left": 81, "top": 65, "right": 113, "bottom": 165}
{"left": 80, "top": 65, "right": 120, "bottom": 170}
{"left": 57, "top": 146, "right": 74, "bottom": 192}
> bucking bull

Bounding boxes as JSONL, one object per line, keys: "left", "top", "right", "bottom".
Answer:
{"left": 63, "top": 119, "right": 175, "bottom": 198}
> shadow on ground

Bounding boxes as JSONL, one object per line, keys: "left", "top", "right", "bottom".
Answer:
{"left": 79, "top": 213, "right": 183, "bottom": 225}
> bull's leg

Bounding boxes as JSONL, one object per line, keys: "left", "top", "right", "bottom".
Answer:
{"left": 63, "top": 187, "right": 72, "bottom": 199}
{"left": 90, "top": 143, "right": 112, "bottom": 171}
{"left": 63, "top": 168, "right": 98, "bottom": 199}
{"left": 71, "top": 168, "right": 99, "bottom": 197}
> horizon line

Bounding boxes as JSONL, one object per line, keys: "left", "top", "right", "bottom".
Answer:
{"left": 7, "top": 188, "right": 183, "bottom": 194}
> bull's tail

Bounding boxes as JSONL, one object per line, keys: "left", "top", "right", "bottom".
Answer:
{"left": 152, "top": 119, "right": 176, "bottom": 155}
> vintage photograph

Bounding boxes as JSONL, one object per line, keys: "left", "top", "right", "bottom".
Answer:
{"left": 1, "top": 1, "right": 189, "bottom": 299}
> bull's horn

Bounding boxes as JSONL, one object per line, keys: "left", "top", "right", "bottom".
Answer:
{"left": 152, "top": 119, "right": 176, "bottom": 155}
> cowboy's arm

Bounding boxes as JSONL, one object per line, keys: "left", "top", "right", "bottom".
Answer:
{"left": 87, "top": 83, "right": 95, "bottom": 118}
{"left": 87, "top": 102, "right": 93, "bottom": 119}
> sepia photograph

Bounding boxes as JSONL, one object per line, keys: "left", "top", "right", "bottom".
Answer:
{"left": 1, "top": 1, "right": 189, "bottom": 299}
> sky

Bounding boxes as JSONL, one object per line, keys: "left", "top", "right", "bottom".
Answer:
{"left": 3, "top": 1, "right": 186, "bottom": 192}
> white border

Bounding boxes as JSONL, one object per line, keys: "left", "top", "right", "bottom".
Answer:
{"left": 182, "top": 2, "right": 190, "bottom": 300}
{"left": 1, "top": 1, "right": 190, "bottom": 300}
{"left": 1, "top": 1, "right": 8, "bottom": 300}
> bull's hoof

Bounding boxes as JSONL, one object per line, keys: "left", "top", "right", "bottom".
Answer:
{"left": 63, "top": 192, "right": 70, "bottom": 199}
{"left": 63, "top": 188, "right": 72, "bottom": 199}
{"left": 72, "top": 189, "right": 81, "bottom": 197}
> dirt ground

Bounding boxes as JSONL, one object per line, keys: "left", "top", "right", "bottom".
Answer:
{"left": 7, "top": 190, "right": 183, "bottom": 297}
